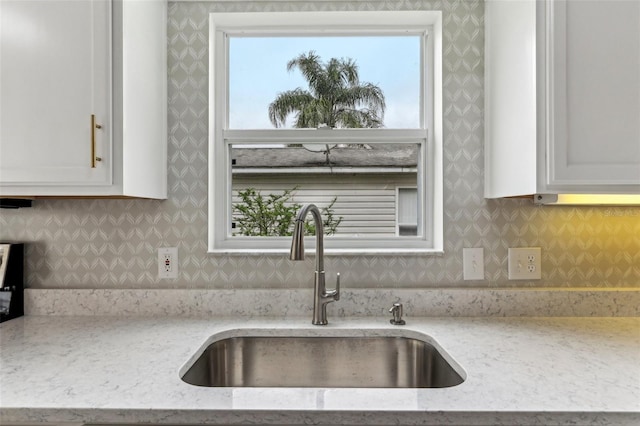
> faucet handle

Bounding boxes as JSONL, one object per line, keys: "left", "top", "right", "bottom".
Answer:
{"left": 333, "top": 272, "right": 340, "bottom": 301}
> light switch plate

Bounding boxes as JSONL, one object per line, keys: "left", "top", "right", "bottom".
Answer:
{"left": 508, "top": 247, "right": 541, "bottom": 280}
{"left": 463, "top": 248, "right": 484, "bottom": 280}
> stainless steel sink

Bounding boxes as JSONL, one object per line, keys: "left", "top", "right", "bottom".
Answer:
{"left": 181, "top": 335, "right": 464, "bottom": 388}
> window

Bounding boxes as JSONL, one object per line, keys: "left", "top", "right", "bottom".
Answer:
{"left": 209, "top": 11, "right": 443, "bottom": 254}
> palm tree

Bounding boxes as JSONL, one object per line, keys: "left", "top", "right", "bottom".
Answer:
{"left": 268, "top": 51, "right": 386, "bottom": 129}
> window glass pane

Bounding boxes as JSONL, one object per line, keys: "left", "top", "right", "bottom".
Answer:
{"left": 228, "top": 36, "right": 421, "bottom": 129}
{"left": 230, "top": 143, "right": 420, "bottom": 237}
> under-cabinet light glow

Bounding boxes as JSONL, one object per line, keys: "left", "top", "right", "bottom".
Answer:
{"left": 548, "top": 194, "right": 640, "bottom": 206}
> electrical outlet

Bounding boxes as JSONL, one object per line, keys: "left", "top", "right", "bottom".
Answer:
{"left": 158, "top": 247, "right": 178, "bottom": 279}
{"left": 508, "top": 247, "right": 541, "bottom": 280}
{"left": 463, "top": 247, "right": 484, "bottom": 280}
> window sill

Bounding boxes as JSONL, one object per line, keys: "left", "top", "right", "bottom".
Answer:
{"left": 208, "top": 248, "right": 445, "bottom": 256}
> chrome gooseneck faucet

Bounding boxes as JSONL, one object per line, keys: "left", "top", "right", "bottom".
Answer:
{"left": 290, "top": 204, "right": 340, "bottom": 325}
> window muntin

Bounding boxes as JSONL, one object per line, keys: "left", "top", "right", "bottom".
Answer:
{"left": 209, "top": 11, "right": 443, "bottom": 254}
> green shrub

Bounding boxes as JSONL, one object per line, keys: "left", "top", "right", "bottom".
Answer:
{"left": 233, "top": 187, "right": 342, "bottom": 236}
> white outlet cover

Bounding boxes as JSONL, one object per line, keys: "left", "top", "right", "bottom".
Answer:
{"left": 463, "top": 247, "right": 484, "bottom": 280}
{"left": 158, "top": 247, "right": 178, "bottom": 279}
{"left": 508, "top": 247, "right": 541, "bottom": 280}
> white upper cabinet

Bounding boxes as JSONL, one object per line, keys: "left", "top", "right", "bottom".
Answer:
{"left": 547, "top": 0, "right": 640, "bottom": 189}
{"left": 0, "top": 0, "right": 111, "bottom": 187}
{"left": 0, "top": 0, "right": 167, "bottom": 199}
{"left": 485, "top": 0, "right": 640, "bottom": 200}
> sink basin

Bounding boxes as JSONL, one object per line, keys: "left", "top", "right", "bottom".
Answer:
{"left": 181, "top": 334, "right": 464, "bottom": 388}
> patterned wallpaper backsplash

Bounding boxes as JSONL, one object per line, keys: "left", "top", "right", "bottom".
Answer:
{"left": 1, "top": 0, "right": 638, "bottom": 289}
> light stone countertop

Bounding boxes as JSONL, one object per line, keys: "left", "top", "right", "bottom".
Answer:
{"left": 1, "top": 315, "right": 639, "bottom": 425}
{"left": 24, "top": 288, "right": 640, "bottom": 317}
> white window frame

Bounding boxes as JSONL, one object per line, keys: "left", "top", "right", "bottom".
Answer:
{"left": 208, "top": 11, "right": 443, "bottom": 255}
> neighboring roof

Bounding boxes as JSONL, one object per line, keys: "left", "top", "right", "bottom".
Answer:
{"left": 231, "top": 144, "right": 418, "bottom": 170}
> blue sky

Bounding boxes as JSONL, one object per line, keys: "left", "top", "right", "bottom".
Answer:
{"left": 228, "top": 36, "right": 421, "bottom": 129}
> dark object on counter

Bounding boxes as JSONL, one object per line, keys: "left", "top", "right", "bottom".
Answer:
{"left": 0, "top": 243, "right": 24, "bottom": 323}
{"left": 0, "top": 199, "right": 33, "bottom": 209}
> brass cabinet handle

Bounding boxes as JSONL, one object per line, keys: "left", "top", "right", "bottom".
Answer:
{"left": 91, "top": 114, "right": 103, "bottom": 168}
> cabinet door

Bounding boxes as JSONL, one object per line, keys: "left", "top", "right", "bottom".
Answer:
{"left": 546, "top": 0, "right": 640, "bottom": 189}
{"left": 0, "top": 0, "right": 111, "bottom": 187}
